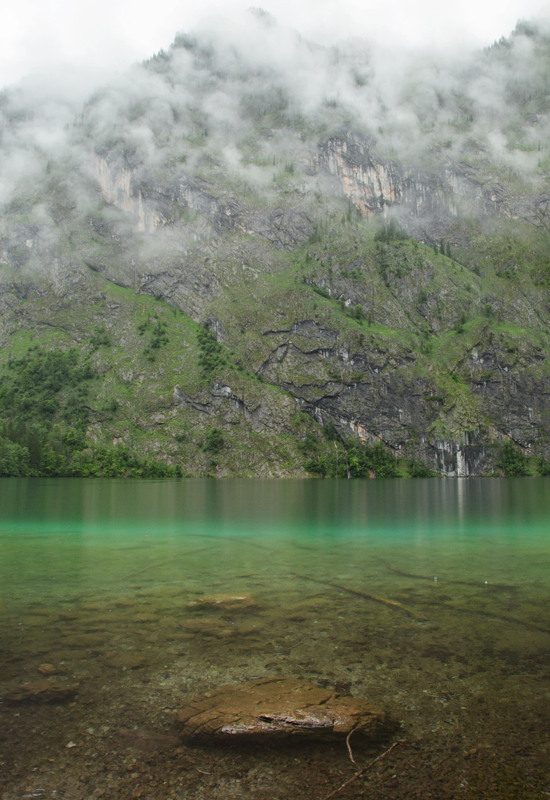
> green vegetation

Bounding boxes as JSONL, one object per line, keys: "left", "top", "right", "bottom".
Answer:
{"left": 203, "top": 427, "right": 225, "bottom": 454}
{"left": 65, "top": 446, "right": 182, "bottom": 478}
{"left": 90, "top": 325, "right": 111, "bottom": 349}
{"left": 197, "top": 325, "right": 226, "bottom": 379}
{"left": 0, "top": 346, "right": 181, "bottom": 477}
{"left": 137, "top": 317, "right": 170, "bottom": 361}
{"left": 373, "top": 218, "right": 409, "bottom": 243}
{"left": 0, "top": 347, "right": 94, "bottom": 476}
{"left": 497, "top": 440, "right": 529, "bottom": 476}
{"left": 302, "top": 434, "right": 434, "bottom": 479}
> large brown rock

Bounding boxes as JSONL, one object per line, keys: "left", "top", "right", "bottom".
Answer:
{"left": 177, "top": 678, "right": 396, "bottom": 743}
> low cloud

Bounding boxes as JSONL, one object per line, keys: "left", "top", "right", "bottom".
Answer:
{"left": 2, "top": 8, "right": 550, "bottom": 271}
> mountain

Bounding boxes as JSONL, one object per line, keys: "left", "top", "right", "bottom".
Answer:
{"left": 1, "top": 10, "right": 550, "bottom": 477}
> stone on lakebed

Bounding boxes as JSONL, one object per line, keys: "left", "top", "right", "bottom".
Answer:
{"left": 3, "top": 680, "right": 79, "bottom": 705}
{"left": 185, "top": 594, "right": 257, "bottom": 611}
{"left": 177, "top": 678, "right": 397, "bottom": 743}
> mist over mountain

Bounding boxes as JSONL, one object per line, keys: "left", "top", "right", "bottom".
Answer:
{"left": 1, "top": 10, "right": 550, "bottom": 478}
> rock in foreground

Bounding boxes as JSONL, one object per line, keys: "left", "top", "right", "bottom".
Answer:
{"left": 177, "top": 678, "right": 396, "bottom": 743}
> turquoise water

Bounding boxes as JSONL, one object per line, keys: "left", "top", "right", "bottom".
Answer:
{"left": 1, "top": 477, "right": 548, "bottom": 597}
{"left": 0, "top": 477, "right": 549, "bottom": 799}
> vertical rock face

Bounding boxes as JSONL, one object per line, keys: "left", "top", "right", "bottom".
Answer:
{"left": 91, "top": 155, "right": 313, "bottom": 247}
{"left": 434, "top": 439, "right": 489, "bottom": 477}
{"left": 317, "top": 135, "right": 517, "bottom": 235}
{"left": 317, "top": 137, "right": 405, "bottom": 215}
{"left": 93, "top": 155, "right": 162, "bottom": 233}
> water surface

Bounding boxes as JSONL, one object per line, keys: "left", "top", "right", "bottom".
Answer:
{"left": 0, "top": 478, "right": 548, "bottom": 800}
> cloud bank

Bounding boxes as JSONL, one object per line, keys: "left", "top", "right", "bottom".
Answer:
{"left": 2, "top": 0, "right": 550, "bottom": 88}
{"left": 1, "top": 8, "right": 550, "bottom": 273}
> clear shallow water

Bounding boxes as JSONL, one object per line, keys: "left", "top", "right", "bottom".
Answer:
{"left": 0, "top": 478, "right": 549, "bottom": 800}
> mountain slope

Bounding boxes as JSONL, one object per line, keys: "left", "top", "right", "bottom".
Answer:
{"left": 1, "top": 11, "right": 550, "bottom": 476}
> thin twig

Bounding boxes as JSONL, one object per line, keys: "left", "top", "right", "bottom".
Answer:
{"left": 320, "top": 740, "right": 402, "bottom": 800}
{"left": 345, "top": 728, "right": 358, "bottom": 768}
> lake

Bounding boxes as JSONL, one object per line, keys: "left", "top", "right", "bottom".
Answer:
{"left": 0, "top": 477, "right": 548, "bottom": 800}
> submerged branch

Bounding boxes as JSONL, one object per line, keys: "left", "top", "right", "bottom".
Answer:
{"left": 320, "top": 740, "right": 402, "bottom": 800}
{"left": 383, "top": 563, "right": 517, "bottom": 591}
{"left": 424, "top": 600, "right": 550, "bottom": 635}
{"left": 380, "top": 563, "right": 545, "bottom": 632}
{"left": 295, "top": 575, "right": 427, "bottom": 621}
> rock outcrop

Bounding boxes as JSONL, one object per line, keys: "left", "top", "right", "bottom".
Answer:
{"left": 316, "top": 135, "right": 522, "bottom": 240}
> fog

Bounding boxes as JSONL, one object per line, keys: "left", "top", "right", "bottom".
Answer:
{"left": 1, "top": 7, "right": 550, "bottom": 272}
{"left": 3, "top": 0, "right": 549, "bottom": 88}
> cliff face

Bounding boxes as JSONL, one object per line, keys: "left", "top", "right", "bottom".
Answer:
{"left": 248, "top": 310, "right": 550, "bottom": 476}
{"left": 92, "top": 132, "right": 522, "bottom": 248}
{"left": 317, "top": 137, "right": 406, "bottom": 214}
{"left": 316, "top": 135, "right": 524, "bottom": 240}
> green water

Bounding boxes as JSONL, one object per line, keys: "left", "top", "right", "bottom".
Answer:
{"left": 1, "top": 477, "right": 548, "bottom": 599}
{"left": 1, "top": 477, "right": 549, "bottom": 799}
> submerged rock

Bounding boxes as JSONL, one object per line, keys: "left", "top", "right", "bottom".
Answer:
{"left": 185, "top": 594, "right": 257, "bottom": 612}
{"left": 102, "top": 653, "right": 145, "bottom": 670}
{"left": 3, "top": 680, "right": 79, "bottom": 705}
{"left": 177, "top": 678, "right": 396, "bottom": 743}
{"left": 37, "top": 663, "right": 59, "bottom": 676}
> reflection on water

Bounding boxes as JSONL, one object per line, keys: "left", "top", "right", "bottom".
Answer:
{"left": 2, "top": 476, "right": 550, "bottom": 542}
{"left": 1, "top": 478, "right": 549, "bottom": 598}
{"left": 0, "top": 478, "right": 549, "bottom": 799}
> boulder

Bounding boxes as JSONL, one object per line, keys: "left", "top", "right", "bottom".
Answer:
{"left": 177, "top": 678, "right": 396, "bottom": 743}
